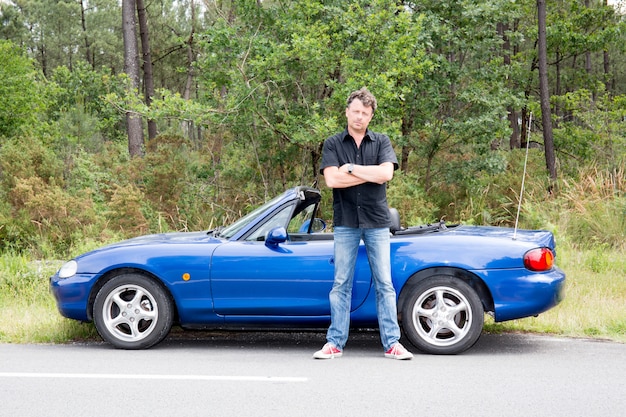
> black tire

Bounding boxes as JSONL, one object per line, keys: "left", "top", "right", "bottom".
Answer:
{"left": 401, "top": 275, "right": 484, "bottom": 354}
{"left": 93, "top": 273, "right": 174, "bottom": 349}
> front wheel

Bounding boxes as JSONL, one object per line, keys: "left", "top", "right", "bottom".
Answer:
{"left": 93, "top": 273, "right": 174, "bottom": 349}
{"left": 401, "top": 276, "right": 484, "bottom": 354}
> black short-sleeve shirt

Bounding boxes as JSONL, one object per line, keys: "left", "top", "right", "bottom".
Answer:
{"left": 320, "top": 128, "right": 398, "bottom": 229}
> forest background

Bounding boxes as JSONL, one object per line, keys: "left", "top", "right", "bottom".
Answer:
{"left": 0, "top": 0, "right": 624, "bottom": 344}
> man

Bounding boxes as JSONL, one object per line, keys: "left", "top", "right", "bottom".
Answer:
{"left": 314, "top": 88, "right": 413, "bottom": 360}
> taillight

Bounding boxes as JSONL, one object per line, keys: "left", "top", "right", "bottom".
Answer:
{"left": 524, "top": 248, "right": 555, "bottom": 271}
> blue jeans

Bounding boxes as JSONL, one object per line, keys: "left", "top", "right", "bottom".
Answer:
{"left": 326, "top": 226, "right": 401, "bottom": 351}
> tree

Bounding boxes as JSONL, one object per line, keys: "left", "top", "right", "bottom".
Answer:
{"left": 122, "top": 0, "right": 144, "bottom": 157}
{"left": 0, "top": 41, "right": 46, "bottom": 139}
{"left": 1, "top": 0, "right": 124, "bottom": 74}
{"left": 2, "top": 0, "right": 625, "bottom": 199}
{"left": 537, "top": 0, "right": 557, "bottom": 184}
{"left": 195, "top": 0, "right": 431, "bottom": 195}
{"left": 79, "top": 0, "right": 93, "bottom": 67}
{"left": 406, "top": 0, "right": 520, "bottom": 188}
{"left": 136, "top": 0, "right": 157, "bottom": 140}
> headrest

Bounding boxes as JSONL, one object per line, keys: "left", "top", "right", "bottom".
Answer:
{"left": 389, "top": 207, "right": 401, "bottom": 234}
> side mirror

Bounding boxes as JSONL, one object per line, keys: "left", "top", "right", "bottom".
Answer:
{"left": 265, "top": 227, "right": 287, "bottom": 247}
{"left": 311, "top": 218, "right": 326, "bottom": 233}
{"left": 298, "top": 218, "right": 327, "bottom": 233}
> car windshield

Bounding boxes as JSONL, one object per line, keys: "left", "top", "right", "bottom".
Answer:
{"left": 218, "top": 194, "right": 285, "bottom": 239}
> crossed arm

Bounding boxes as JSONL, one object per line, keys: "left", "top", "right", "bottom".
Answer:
{"left": 323, "top": 162, "right": 394, "bottom": 189}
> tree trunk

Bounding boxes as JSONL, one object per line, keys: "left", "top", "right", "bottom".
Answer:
{"left": 537, "top": 0, "right": 557, "bottom": 185}
{"left": 401, "top": 146, "right": 410, "bottom": 173}
{"left": 182, "top": 0, "right": 198, "bottom": 143}
{"left": 507, "top": 108, "right": 520, "bottom": 149}
{"left": 79, "top": 0, "right": 93, "bottom": 68}
{"left": 183, "top": 0, "right": 196, "bottom": 101}
{"left": 603, "top": 0, "right": 614, "bottom": 92}
{"left": 122, "top": 0, "right": 144, "bottom": 157}
{"left": 136, "top": 0, "right": 157, "bottom": 140}
{"left": 400, "top": 114, "right": 412, "bottom": 172}
{"left": 554, "top": 50, "right": 561, "bottom": 127}
{"left": 584, "top": 0, "right": 596, "bottom": 101}
{"left": 499, "top": 22, "right": 520, "bottom": 149}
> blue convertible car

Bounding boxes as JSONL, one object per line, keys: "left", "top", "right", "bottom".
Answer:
{"left": 51, "top": 186, "right": 565, "bottom": 354}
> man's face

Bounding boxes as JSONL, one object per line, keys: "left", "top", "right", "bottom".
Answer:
{"left": 345, "top": 98, "right": 373, "bottom": 135}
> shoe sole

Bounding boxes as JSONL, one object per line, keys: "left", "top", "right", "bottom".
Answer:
{"left": 384, "top": 353, "right": 413, "bottom": 360}
{"left": 313, "top": 352, "right": 343, "bottom": 359}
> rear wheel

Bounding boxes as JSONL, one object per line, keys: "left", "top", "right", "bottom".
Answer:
{"left": 93, "top": 273, "right": 174, "bottom": 349}
{"left": 401, "top": 276, "right": 483, "bottom": 354}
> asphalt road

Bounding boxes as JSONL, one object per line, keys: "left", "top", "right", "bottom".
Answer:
{"left": 0, "top": 331, "right": 624, "bottom": 417}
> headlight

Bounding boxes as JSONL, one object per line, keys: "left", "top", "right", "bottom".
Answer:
{"left": 58, "top": 260, "right": 78, "bottom": 278}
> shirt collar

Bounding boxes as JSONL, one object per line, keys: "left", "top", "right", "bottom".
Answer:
{"left": 341, "top": 128, "right": 374, "bottom": 142}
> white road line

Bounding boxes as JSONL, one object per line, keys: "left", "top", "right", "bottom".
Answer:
{"left": 0, "top": 372, "right": 307, "bottom": 383}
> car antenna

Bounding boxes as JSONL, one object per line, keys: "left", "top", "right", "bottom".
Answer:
{"left": 513, "top": 112, "right": 532, "bottom": 240}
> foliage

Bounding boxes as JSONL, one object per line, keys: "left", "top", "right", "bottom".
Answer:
{"left": 406, "top": 0, "right": 523, "bottom": 188}
{"left": 555, "top": 166, "right": 625, "bottom": 250}
{"left": 194, "top": 0, "right": 431, "bottom": 198}
{"left": 0, "top": 136, "right": 99, "bottom": 256}
{"left": 0, "top": 0, "right": 625, "bottom": 258}
{"left": 552, "top": 89, "right": 626, "bottom": 174}
{"left": 0, "top": 0, "right": 124, "bottom": 76}
{"left": 50, "top": 63, "right": 128, "bottom": 146}
{"left": 387, "top": 173, "right": 438, "bottom": 226}
{"left": 139, "top": 134, "right": 221, "bottom": 231}
{"left": 0, "top": 40, "right": 48, "bottom": 139}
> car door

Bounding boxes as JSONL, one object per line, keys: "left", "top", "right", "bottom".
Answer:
{"left": 209, "top": 234, "right": 373, "bottom": 317}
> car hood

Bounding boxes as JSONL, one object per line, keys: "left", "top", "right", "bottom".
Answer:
{"left": 70, "top": 231, "right": 223, "bottom": 269}
{"left": 122, "top": 231, "right": 220, "bottom": 244}
{"left": 94, "top": 231, "right": 222, "bottom": 249}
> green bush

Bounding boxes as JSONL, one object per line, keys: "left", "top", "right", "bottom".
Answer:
{"left": 387, "top": 172, "right": 437, "bottom": 226}
{"left": 556, "top": 167, "right": 625, "bottom": 250}
{"left": 1, "top": 122, "right": 623, "bottom": 258}
{"left": 0, "top": 136, "right": 97, "bottom": 255}
{"left": 0, "top": 40, "right": 48, "bottom": 138}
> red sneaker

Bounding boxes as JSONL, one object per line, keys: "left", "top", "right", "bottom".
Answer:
{"left": 384, "top": 343, "right": 413, "bottom": 360}
{"left": 313, "top": 343, "right": 343, "bottom": 359}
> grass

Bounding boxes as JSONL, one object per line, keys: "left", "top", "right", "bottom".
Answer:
{"left": 0, "top": 257, "right": 98, "bottom": 343}
{"left": 1, "top": 243, "right": 625, "bottom": 346}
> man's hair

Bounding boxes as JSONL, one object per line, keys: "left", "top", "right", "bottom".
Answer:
{"left": 346, "top": 87, "right": 377, "bottom": 113}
